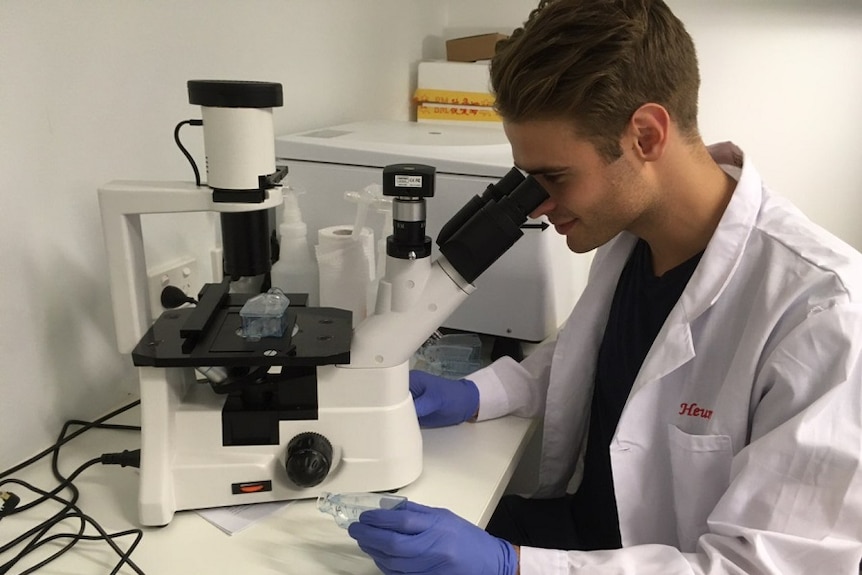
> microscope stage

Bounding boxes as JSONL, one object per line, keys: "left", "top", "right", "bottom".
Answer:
{"left": 132, "top": 293, "right": 352, "bottom": 368}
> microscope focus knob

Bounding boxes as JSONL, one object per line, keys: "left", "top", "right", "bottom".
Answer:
{"left": 285, "top": 432, "right": 333, "bottom": 488}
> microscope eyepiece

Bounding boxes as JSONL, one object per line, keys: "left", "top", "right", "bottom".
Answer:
{"left": 437, "top": 171, "right": 549, "bottom": 284}
{"left": 493, "top": 167, "right": 528, "bottom": 199}
{"left": 498, "top": 175, "right": 548, "bottom": 223}
{"left": 436, "top": 167, "right": 525, "bottom": 246}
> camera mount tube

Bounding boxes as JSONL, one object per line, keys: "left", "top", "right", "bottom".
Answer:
{"left": 383, "top": 164, "right": 435, "bottom": 260}
{"left": 220, "top": 210, "right": 272, "bottom": 279}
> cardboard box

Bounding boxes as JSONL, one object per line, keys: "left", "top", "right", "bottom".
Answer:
{"left": 446, "top": 33, "right": 508, "bottom": 63}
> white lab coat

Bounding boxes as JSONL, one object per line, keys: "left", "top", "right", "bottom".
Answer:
{"left": 470, "top": 142, "right": 862, "bottom": 574}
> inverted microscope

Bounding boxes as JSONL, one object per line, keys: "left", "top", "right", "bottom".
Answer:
{"left": 98, "top": 80, "right": 548, "bottom": 526}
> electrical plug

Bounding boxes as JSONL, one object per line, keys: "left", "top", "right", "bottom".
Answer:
{"left": 0, "top": 491, "right": 20, "bottom": 519}
{"left": 100, "top": 449, "right": 141, "bottom": 468}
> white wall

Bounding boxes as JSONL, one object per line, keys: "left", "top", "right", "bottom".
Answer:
{"left": 675, "top": 1, "right": 862, "bottom": 249}
{"left": 0, "top": 0, "right": 445, "bottom": 469}
{"left": 446, "top": 0, "right": 862, "bottom": 248}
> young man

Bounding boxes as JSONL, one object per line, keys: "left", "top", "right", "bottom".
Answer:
{"left": 348, "top": 1, "right": 862, "bottom": 573}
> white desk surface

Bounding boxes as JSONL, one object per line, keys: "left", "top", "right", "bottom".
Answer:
{"left": 0, "top": 403, "right": 535, "bottom": 574}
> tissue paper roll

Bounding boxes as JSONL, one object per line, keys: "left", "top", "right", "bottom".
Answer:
{"left": 316, "top": 226, "right": 376, "bottom": 327}
{"left": 317, "top": 226, "right": 376, "bottom": 280}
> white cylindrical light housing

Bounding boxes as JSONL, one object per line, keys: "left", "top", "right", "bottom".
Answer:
{"left": 188, "top": 80, "right": 283, "bottom": 193}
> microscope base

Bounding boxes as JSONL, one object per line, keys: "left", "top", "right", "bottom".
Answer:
{"left": 136, "top": 363, "right": 423, "bottom": 526}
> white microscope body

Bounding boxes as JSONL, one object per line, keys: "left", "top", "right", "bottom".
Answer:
{"left": 99, "top": 81, "right": 546, "bottom": 526}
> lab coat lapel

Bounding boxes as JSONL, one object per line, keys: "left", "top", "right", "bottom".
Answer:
{"left": 629, "top": 318, "right": 694, "bottom": 397}
{"left": 536, "top": 233, "right": 637, "bottom": 496}
{"left": 627, "top": 142, "right": 762, "bottom": 397}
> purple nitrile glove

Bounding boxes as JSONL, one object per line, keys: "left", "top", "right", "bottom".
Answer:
{"left": 348, "top": 501, "right": 517, "bottom": 575}
{"left": 409, "top": 369, "right": 480, "bottom": 428}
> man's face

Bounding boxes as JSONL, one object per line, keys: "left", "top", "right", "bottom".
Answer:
{"left": 504, "top": 119, "right": 652, "bottom": 253}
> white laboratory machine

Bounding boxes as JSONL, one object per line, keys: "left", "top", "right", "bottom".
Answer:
{"left": 275, "top": 120, "right": 587, "bottom": 357}
{"left": 98, "top": 82, "right": 565, "bottom": 526}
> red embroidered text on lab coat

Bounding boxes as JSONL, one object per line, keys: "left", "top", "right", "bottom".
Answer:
{"left": 678, "top": 402, "right": 714, "bottom": 420}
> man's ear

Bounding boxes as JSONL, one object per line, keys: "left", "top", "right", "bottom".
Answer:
{"left": 629, "top": 103, "right": 670, "bottom": 161}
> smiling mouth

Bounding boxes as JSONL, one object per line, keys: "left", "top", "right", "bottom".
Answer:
{"left": 554, "top": 220, "right": 577, "bottom": 234}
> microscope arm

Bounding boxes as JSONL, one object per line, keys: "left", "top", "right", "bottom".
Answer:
{"left": 345, "top": 171, "right": 548, "bottom": 369}
{"left": 98, "top": 180, "right": 283, "bottom": 353}
{"left": 346, "top": 255, "right": 474, "bottom": 368}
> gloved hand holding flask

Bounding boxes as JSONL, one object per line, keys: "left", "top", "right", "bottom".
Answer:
{"left": 409, "top": 370, "right": 480, "bottom": 428}
{"left": 348, "top": 501, "right": 518, "bottom": 575}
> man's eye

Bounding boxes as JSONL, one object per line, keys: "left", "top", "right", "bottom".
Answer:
{"left": 543, "top": 173, "right": 564, "bottom": 184}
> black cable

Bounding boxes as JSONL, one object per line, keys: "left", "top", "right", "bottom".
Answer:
{"left": 174, "top": 119, "right": 203, "bottom": 186}
{"left": 0, "top": 478, "right": 79, "bottom": 555}
{"left": 4, "top": 457, "right": 99, "bottom": 516}
{"left": 1, "top": 424, "right": 140, "bottom": 516}
{"left": 52, "top": 419, "right": 141, "bottom": 479}
{"left": 0, "top": 399, "right": 140, "bottom": 482}
{"left": 0, "top": 479, "right": 144, "bottom": 575}
{"left": 16, "top": 509, "right": 143, "bottom": 575}
{"left": 0, "top": 487, "right": 86, "bottom": 575}
{"left": 0, "top": 399, "right": 145, "bottom": 574}
{"left": 19, "top": 524, "right": 143, "bottom": 575}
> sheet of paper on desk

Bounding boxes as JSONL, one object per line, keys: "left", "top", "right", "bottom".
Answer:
{"left": 196, "top": 500, "right": 294, "bottom": 535}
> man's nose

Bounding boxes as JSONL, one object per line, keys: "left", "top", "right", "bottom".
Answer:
{"left": 529, "top": 195, "right": 556, "bottom": 219}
